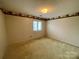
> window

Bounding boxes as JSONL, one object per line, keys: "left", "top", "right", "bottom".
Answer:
{"left": 33, "top": 20, "right": 42, "bottom": 31}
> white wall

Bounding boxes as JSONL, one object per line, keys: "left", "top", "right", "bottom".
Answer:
{"left": 0, "top": 10, "right": 6, "bottom": 59}
{"left": 5, "top": 15, "right": 46, "bottom": 45}
{"left": 47, "top": 0, "right": 79, "bottom": 47}
{"left": 47, "top": 16, "right": 79, "bottom": 47}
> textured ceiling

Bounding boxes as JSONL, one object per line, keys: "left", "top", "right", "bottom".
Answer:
{"left": 0, "top": 0, "right": 79, "bottom": 18}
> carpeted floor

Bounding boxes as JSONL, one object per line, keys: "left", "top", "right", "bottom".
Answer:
{"left": 3, "top": 38, "right": 79, "bottom": 59}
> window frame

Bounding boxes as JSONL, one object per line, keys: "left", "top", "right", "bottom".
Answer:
{"left": 32, "top": 20, "right": 42, "bottom": 32}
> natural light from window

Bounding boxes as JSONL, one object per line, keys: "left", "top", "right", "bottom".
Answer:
{"left": 33, "top": 20, "right": 42, "bottom": 31}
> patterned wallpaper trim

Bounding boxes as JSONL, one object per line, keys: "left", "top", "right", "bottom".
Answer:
{"left": 0, "top": 8, "right": 79, "bottom": 21}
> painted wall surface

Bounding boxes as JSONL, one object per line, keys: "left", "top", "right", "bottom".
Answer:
{"left": 47, "top": 16, "right": 79, "bottom": 47}
{"left": 5, "top": 15, "right": 46, "bottom": 45}
{"left": 47, "top": 0, "right": 79, "bottom": 47}
{"left": 0, "top": 10, "right": 6, "bottom": 59}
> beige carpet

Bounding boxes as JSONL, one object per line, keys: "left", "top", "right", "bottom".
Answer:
{"left": 3, "top": 38, "right": 79, "bottom": 59}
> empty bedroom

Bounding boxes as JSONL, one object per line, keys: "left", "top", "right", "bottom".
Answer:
{"left": 0, "top": 0, "right": 79, "bottom": 59}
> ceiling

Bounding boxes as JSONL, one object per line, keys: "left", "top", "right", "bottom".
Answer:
{"left": 0, "top": 0, "right": 79, "bottom": 18}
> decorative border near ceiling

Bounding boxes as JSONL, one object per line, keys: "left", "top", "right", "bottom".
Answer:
{"left": 0, "top": 8, "right": 79, "bottom": 21}
{"left": 0, "top": 8, "right": 49, "bottom": 21}
{"left": 49, "top": 12, "right": 79, "bottom": 20}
